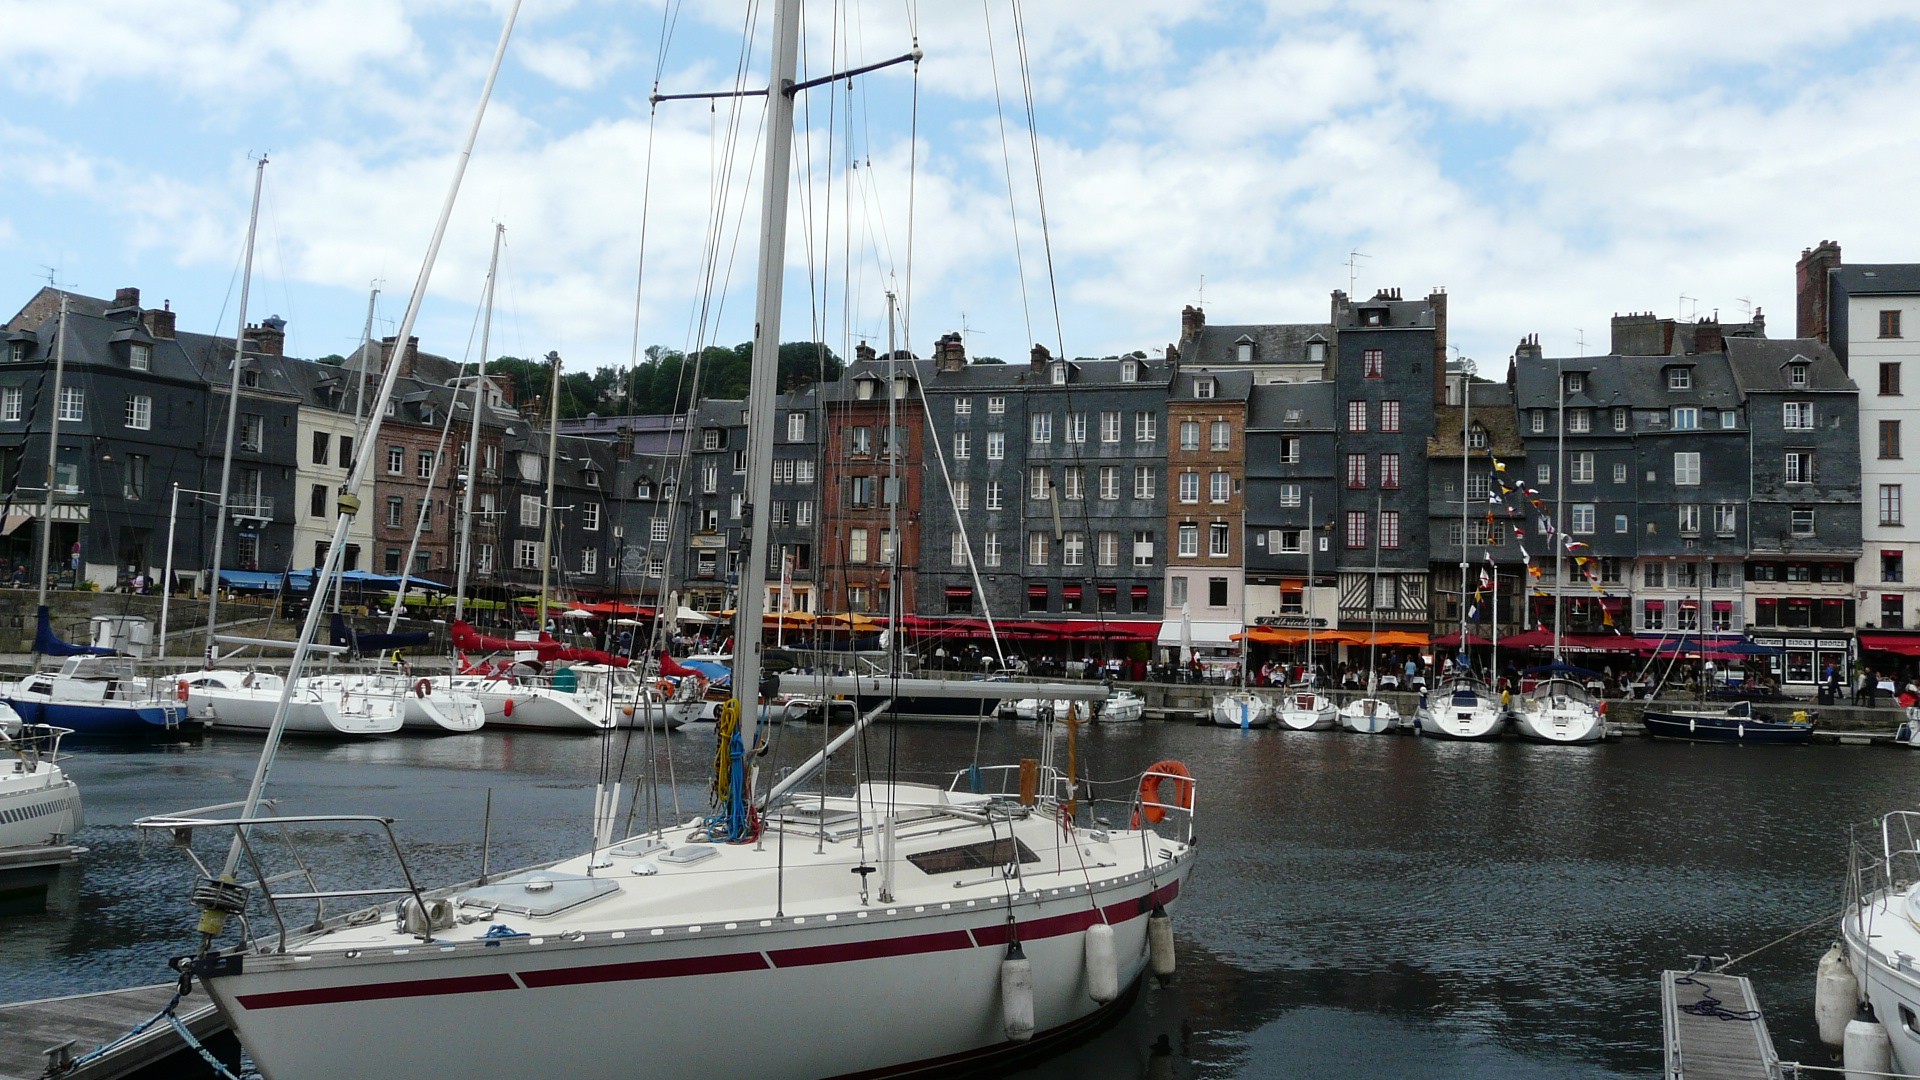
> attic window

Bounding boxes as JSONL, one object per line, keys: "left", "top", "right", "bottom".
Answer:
{"left": 1667, "top": 367, "right": 1691, "bottom": 390}
{"left": 1362, "top": 308, "right": 1385, "bottom": 327}
{"left": 241, "top": 368, "right": 260, "bottom": 389}
{"left": 1789, "top": 363, "right": 1809, "bottom": 388}
{"left": 1283, "top": 408, "right": 1303, "bottom": 424}
{"left": 1235, "top": 338, "right": 1254, "bottom": 363}
{"left": 1564, "top": 372, "right": 1584, "bottom": 394}
{"left": 1468, "top": 424, "right": 1488, "bottom": 449}
{"left": 1120, "top": 360, "right": 1138, "bottom": 383}
{"left": 6, "top": 340, "right": 27, "bottom": 362}
{"left": 1050, "top": 362, "right": 1068, "bottom": 385}
{"left": 855, "top": 378, "right": 877, "bottom": 400}
{"left": 129, "top": 343, "right": 151, "bottom": 371}
{"left": 635, "top": 480, "right": 652, "bottom": 499}
{"left": 583, "top": 467, "right": 600, "bottom": 488}
{"left": 1307, "top": 341, "right": 1327, "bottom": 364}
{"left": 1194, "top": 378, "right": 1216, "bottom": 399}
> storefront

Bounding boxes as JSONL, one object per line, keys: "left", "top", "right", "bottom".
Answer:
{"left": 1748, "top": 634, "right": 1854, "bottom": 687}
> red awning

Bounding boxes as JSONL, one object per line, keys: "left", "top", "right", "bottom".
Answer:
{"left": 1712, "top": 600, "right": 1733, "bottom": 612}
{"left": 1131, "top": 585, "right": 1149, "bottom": 598}
{"left": 1432, "top": 631, "right": 1492, "bottom": 647}
{"left": 1098, "top": 584, "right": 1117, "bottom": 595}
{"left": 1062, "top": 584, "right": 1083, "bottom": 599}
{"left": 944, "top": 586, "right": 972, "bottom": 598}
{"left": 1863, "top": 633, "right": 1920, "bottom": 657}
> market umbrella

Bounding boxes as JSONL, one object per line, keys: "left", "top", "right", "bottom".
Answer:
{"left": 1179, "top": 605, "right": 1193, "bottom": 666}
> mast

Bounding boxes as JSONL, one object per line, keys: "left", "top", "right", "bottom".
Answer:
{"left": 1302, "top": 493, "right": 1313, "bottom": 688}
{"left": 353, "top": 288, "right": 379, "bottom": 436}
{"left": 731, "top": 0, "right": 802, "bottom": 758}
{"left": 34, "top": 295, "right": 69, "bottom": 610}
{"left": 537, "top": 352, "right": 562, "bottom": 632}
{"left": 203, "top": 155, "right": 267, "bottom": 661}
{"left": 1367, "top": 492, "right": 1381, "bottom": 692}
{"left": 885, "top": 292, "right": 901, "bottom": 675}
{"left": 1554, "top": 354, "right": 1566, "bottom": 663}
{"left": 454, "top": 225, "right": 503, "bottom": 624}
{"left": 1458, "top": 362, "right": 1471, "bottom": 663}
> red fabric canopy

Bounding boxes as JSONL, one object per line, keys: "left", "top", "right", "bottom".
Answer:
{"left": 1863, "top": 633, "right": 1920, "bottom": 657}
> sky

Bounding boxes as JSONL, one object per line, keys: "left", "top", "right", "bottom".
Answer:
{"left": 5, "top": 1, "right": 1920, "bottom": 383}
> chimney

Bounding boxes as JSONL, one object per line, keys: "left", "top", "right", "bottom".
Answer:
{"left": 243, "top": 315, "right": 287, "bottom": 357}
{"left": 934, "top": 331, "right": 967, "bottom": 373}
{"left": 1796, "top": 239, "right": 1842, "bottom": 347}
{"left": 1514, "top": 334, "right": 1543, "bottom": 363}
{"left": 1180, "top": 304, "right": 1206, "bottom": 343}
{"left": 381, "top": 335, "right": 422, "bottom": 376}
{"left": 1692, "top": 317, "right": 1724, "bottom": 356}
{"left": 112, "top": 286, "right": 140, "bottom": 311}
{"left": 614, "top": 424, "right": 633, "bottom": 462}
{"left": 141, "top": 301, "right": 176, "bottom": 340}
{"left": 1029, "top": 342, "right": 1051, "bottom": 374}
{"left": 1428, "top": 289, "right": 1448, "bottom": 406}
{"left": 855, "top": 341, "right": 877, "bottom": 365}
{"left": 1752, "top": 306, "right": 1765, "bottom": 335}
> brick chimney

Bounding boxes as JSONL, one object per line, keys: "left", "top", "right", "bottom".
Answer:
{"left": 244, "top": 315, "right": 287, "bottom": 357}
{"left": 1428, "top": 289, "right": 1448, "bottom": 406}
{"left": 933, "top": 331, "right": 966, "bottom": 373}
{"left": 1692, "top": 317, "right": 1724, "bottom": 356}
{"left": 381, "top": 335, "right": 422, "bottom": 376}
{"left": 1797, "top": 240, "right": 1842, "bottom": 344}
{"left": 111, "top": 286, "right": 140, "bottom": 311}
{"left": 855, "top": 341, "right": 877, "bottom": 365}
{"left": 1180, "top": 304, "right": 1205, "bottom": 342}
{"left": 141, "top": 301, "right": 176, "bottom": 340}
{"left": 614, "top": 424, "right": 633, "bottom": 462}
{"left": 1029, "top": 342, "right": 1051, "bottom": 374}
{"left": 1514, "top": 334, "right": 1542, "bottom": 363}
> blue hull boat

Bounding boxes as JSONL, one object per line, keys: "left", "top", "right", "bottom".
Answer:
{"left": 1641, "top": 701, "right": 1812, "bottom": 744}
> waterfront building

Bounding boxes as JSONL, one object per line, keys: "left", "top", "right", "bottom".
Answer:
{"left": 1164, "top": 368, "right": 1250, "bottom": 657}
{"left": 1242, "top": 380, "right": 1339, "bottom": 657}
{"left": 1427, "top": 370, "right": 1527, "bottom": 645}
{"left": 819, "top": 349, "right": 926, "bottom": 618}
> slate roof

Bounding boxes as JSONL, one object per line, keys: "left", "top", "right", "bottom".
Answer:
{"left": 1724, "top": 337, "right": 1856, "bottom": 393}
{"left": 1832, "top": 265, "right": 1920, "bottom": 296}
{"left": 1171, "top": 368, "right": 1253, "bottom": 402}
{"left": 1512, "top": 353, "right": 1742, "bottom": 411}
{"left": 1179, "top": 322, "right": 1333, "bottom": 367}
{"left": 1429, "top": 381, "right": 1523, "bottom": 457}
{"left": 1245, "top": 381, "right": 1336, "bottom": 429}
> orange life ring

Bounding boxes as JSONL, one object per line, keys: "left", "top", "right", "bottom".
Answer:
{"left": 414, "top": 678, "right": 432, "bottom": 698}
{"left": 175, "top": 678, "right": 190, "bottom": 702}
{"left": 1136, "top": 760, "right": 1194, "bottom": 825}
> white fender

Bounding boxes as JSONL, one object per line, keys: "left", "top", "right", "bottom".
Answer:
{"left": 1816, "top": 943, "right": 1859, "bottom": 1048}
{"left": 1845, "top": 1008, "right": 1893, "bottom": 1080}
{"left": 1084, "top": 922, "right": 1118, "bottom": 1004}
{"left": 1148, "top": 905, "right": 1176, "bottom": 979}
{"left": 1001, "top": 942, "right": 1034, "bottom": 1042}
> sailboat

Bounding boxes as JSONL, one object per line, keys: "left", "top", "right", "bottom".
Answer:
{"left": 1416, "top": 368, "right": 1503, "bottom": 740}
{"left": 1273, "top": 495, "right": 1334, "bottom": 731}
{"left": 1340, "top": 497, "right": 1399, "bottom": 733}
{"left": 144, "top": 9, "right": 1194, "bottom": 1078}
{"left": 1211, "top": 602, "right": 1270, "bottom": 728}
{"left": 0, "top": 712, "right": 84, "bottom": 881}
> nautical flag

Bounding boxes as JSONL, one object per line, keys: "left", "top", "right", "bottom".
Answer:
{"left": 1479, "top": 567, "right": 1492, "bottom": 589}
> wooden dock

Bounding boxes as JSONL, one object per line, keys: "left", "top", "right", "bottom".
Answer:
{"left": 1661, "top": 968, "right": 1782, "bottom": 1079}
{"left": 0, "top": 983, "right": 225, "bottom": 1080}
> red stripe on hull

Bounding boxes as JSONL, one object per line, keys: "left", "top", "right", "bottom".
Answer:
{"left": 236, "top": 972, "right": 517, "bottom": 1010}
{"left": 517, "top": 950, "right": 771, "bottom": 988}
{"left": 769, "top": 929, "right": 973, "bottom": 968}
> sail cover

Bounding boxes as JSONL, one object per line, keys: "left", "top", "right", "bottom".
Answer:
{"left": 34, "top": 606, "right": 117, "bottom": 657}
{"left": 330, "top": 613, "right": 431, "bottom": 657}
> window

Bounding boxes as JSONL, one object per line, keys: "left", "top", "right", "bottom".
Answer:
{"left": 1531, "top": 410, "right": 1546, "bottom": 433}
{"left": 1208, "top": 523, "right": 1229, "bottom": 557}
{"left": 1178, "top": 472, "right": 1200, "bottom": 504}
{"left": 1345, "top": 511, "right": 1368, "bottom": 548}
{"left": 1715, "top": 503, "right": 1738, "bottom": 536}
{"left": 850, "top": 476, "right": 875, "bottom": 507}
{"left": 795, "top": 460, "right": 813, "bottom": 483}
{"left": 1362, "top": 349, "right": 1383, "bottom": 378}
{"left": 983, "top": 533, "right": 1001, "bottom": 568}
{"left": 1671, "top": 407, "right": 1697, "bottom": 431}
{"left": 1121, "top": 360, "right": 1139, "bottom": 383}
{"left": 1644, "top": 562, "right": 1665, "bottom": 588}
{"left": 849, "top": 528, "right": 870, "bottom": 563}
{"left": 1537, "top": 464, "right": 1552, "bottom": 486}
{"left": 123, "top": 453, "right": 148, "bottom": 501}
{"left": 732, "top": 449, "right": 746, "bottom": 474}
{"left": 1063, "top": 532, "right": 1086, "bottom": 567}
{"left": 1883, "top": 485, "right": 1904, "bottom": 526}
{"left": 1380, "top": 454, "right": 1400, "bottom": 489}
{"left": 1031, "top": 468, "right": 1052, "bottom": 501}
{"left": 1099, "top": 467, "right": 1119, "bottom": 500}
{"left": 1133, "top": 531, "right": 1154, "bottom": 567}
{"left": 650, "top": 519, "right": 669, "bottom": 544}
{"left": 387, "top": 445, "right": 403, "bottom": 474}
{"left": 1883, "top": 310, "right": 1904, "bottom": 338}
{"left": 1467, "top": 424, "right": 1488, "bottom": 449}
{"left": 1211, "top": 421, "right": 1231, "bottom": 450}
{"left": 1275, "top": 528, "right": 1303, "bottom": 554}
{"left": 1051, "top": 364, "right": 1069, "bottom": 386}
{"left": 417, "top": 450, "right": 434, "bottom": 479}
{"left": 1177, "top": 524, "right": 1199, "bottom": 557}
{"left": 1613, "top": 463, "right": 1628, "bottom": 484}
{"left": 1280, "top": 437, "right": 1301, "bottom": 463}
{"left": 1789, "top": 364, "right": 1809, "bottom": 387}
{"left": 1210, "top": 471, "right": 1230, "bottom": 503}
{"left": 1279, "top": 483, "right": 1301, "bottom": 506}
{"left": 849, "top": 427, "right": 871, "bottom": 454}
{"left": 1098, "top": 531, "right": 1119, "bottom": 567}
{"left": 582, "top": 502, "right": 600, "bottom": 531}
{"left": 1614, "top": 407, "right": 1629, "bottom": 432}
{"left": 1027, "top": 531, "right": 1049, "bottom": 565}
{"left": 1128, "top": 467, "right": 1152, "bottom": 501}
{"left": 1614, "top": 514, "right": 1629, "bottom": 533}
{"left": 1883, "top": 363, "right": 1902, "bottom": 396}
{"left": 1885, "top": 551, "right": 1905, "bottom": 583}
{"left": 57, "top": 386, "right": 83, "bottom": 423}
{"left": 1101, "top": 412, "right": 1121, "bottom": 443}
{"left": 1572, "top": 504, "right": 1595, "bottom": 534}
{"left": 1466, "top": 475, "right": 1490, "bottom": 501}
{"left": 1886, "top": 595, "right": 1906, "bottom": 630}
{"left": 1208, "top": 577, "right": 1229, "bottom": 607}
{"left": 515, "top": 540, "right": 541, "bottom": 570}
{"left": 520, "top": 494, "right": 542, "bottom": 527}
{"left": 1785, "top": 451, "right": 1813, "bottom": 484}
{"left": 702, "top": 463, "right": 720, "bottom": 494}
{"left": 0, "top": 388, "right": 17, "bottom": 422}
{"left": 953, "top": 481, "right": 971, "bottom": 511}
{"left": 1063, "top": 466, "right": 1084, "bottom": 501}
{"left": 1678, "top": 504, "right": 1701, "bottom": 535}
{"left": 1180, "top": 421, "right": 1200, "bottom": 450}
{"left": 1642, "top": 600, "right": 1666, "bottom": 631}
{"left": 239, "top": 414, "right": 263, "bottom": 452}
{"left": 1347, "top": 400, "right": 1368, "bottom": 431}
{"left": 1568, "top": 409, "right": 1591, "bottom": 433}
{"left": 311, "top": 431, "right": 330, "bottom": 465}
{"left": 951, "top": 397, "right": 975, "bottom": 420}
{"left": 986, "top": 432, "right": 1004, "bottom": 460}
{"left": 1571, "top": 452, "right": 1594, "bottom": 483}
{"left": 1381, "top": 400, "right": 1401, "bottom": 432}
{"left": 1668, "top": 367, "right": 1692, "bottom": 390}
{"left": 124, "top": 394, "right": 151, "bottom": 430}
{"left": 703, "top": 429, "right": 722, "bottom": 451}
{"left": 1066, "top": 412, "right": 1087, "bottom": 444}
{"left": 1379, "top": 510, "right": 1401, "bottom": 549}
{"left": 1782, "top": 402, "right": 1813, "bottom": 431}
{"left": 797, "top": 501, "right": 813, "bottom": 526}
{"left": 1194, "top": 378, "right": 1216, "bottom": 399}
{"left": 1346, "top": 454, "right": 1367, "bottom": 489}
{"left": 385, "top": 495, "right": 403, "bottom": 527}
{"left": 1792, "top": 508, "right": 1816, "bottom": 536}
{"left": 988, "top": 395, "right": 1006, "bottom": 415}
{"left": 879, "top": 528, "right": 896, "bottom": 564}
{"left": 580, "top": 548, "right": 598, "bottom": 576}
{"left": 986, "top": 480, "right": 1003, "bottom": 510}
{"left": 1883, "top": 420, "right": 1903, "bottom": 460}
{"left": 788, "top": 411, "right": 807, "bottom": 440}
{"left": 1674, "top": 452, "right": 1700, "bottom": 486}
{"left": 1136, "top": 412, "right": 1158, "bottom": 443}
{"left": 1030, "top": 414, "right": 1052, "bottom": 444}
{"left": 949, "top": 432, "right": 970, "bottom": 461}
{"left": 1565, "top": 372, "right": 1585, "bottom": 394}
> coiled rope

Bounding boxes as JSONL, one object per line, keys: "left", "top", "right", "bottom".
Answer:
{"left": 1673, "top": 957, "right": 1763, "bottom": 1022}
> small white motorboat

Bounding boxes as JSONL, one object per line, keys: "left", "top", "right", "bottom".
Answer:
{"left": 1275, "top": 686, "right": 1337, "bottom": 731}
{"left": 1212, "top": 691, "right": 1272, "bottom": 730}
{"left": 1339, "top": 696, "right": 1399, "bottom": 734}
{"left": 1096, "top": 689, "right": 1144, "bottom": 723}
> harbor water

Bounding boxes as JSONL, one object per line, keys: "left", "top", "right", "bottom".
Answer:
{"left": 1, "top": 720, "right": 1903, "bottom": 1078}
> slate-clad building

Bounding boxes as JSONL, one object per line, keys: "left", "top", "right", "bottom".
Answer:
{"left": 1242, "top": 380, "right": 1339, "bottom": 645}
{"left": 1428, "top": 373, "right": 1527, "bottom": 642}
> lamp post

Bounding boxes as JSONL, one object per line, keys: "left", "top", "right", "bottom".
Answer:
{"left": 158, "top": 483, "right": 224, "bottom": 662}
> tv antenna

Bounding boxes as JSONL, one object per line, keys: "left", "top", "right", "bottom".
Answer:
{"left": 38, "top": 265, "right": 73, "bottom": 289}
{"left": 1347, "top": 251, "right": 1369, "bottom": 296}
{"left": 1737, "top": 296, "right": 1753, "bottom": 321}
{"left": 1678, "top": 293, "right": 1697, "bottom": 323}
{"left": 1574, "top": 328, "right": 1586, "bottom": 357}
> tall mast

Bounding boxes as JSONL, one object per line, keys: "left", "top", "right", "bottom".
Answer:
{"left": 1300, "top": 494, "right": 1313, "bottom": 689}
{"left": 35, "top": 295, "right": 69, "bottom": 610}
{"left": 885, "top": 291, "right": 901, "bottom": 673}
{"left": 537, "top": 351, "right": 563, "bottom": 632}
{"left": 1554, "top": 355, "right": 1566, "bottom": 662}
{"left": 353, "top": 287, "right": 379, "bottom": 437}
{"left": 204, "top": 155, "right": 268, "bottom": 661}
{"left": 1367, "top": 492, "right": 1381, "bottom": 690}
{"left": 732, "top": 0, "right": 802, "bottom": 758}
{"left": 1458, "top": 363, "right": 1471, "bottom": 655}
{"left": 454, "top": 224, "right": 503, "bottom": 623}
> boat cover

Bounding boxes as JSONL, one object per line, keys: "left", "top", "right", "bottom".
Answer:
{"left": 34, "top": 606, "right": 116, "bottom": 657}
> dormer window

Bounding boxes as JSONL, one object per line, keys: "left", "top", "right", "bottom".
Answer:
{"left": 1667, "top": 367, "right": 1691, "bottom": 390}
{"left": 1564, "top": 372, "right": 1584, "bottom": 394}
{"left": 1789, "top": 363, "right": 1810, "bottom": 388}
{"left": 1307, "top": 340, "right": 1327, "bottom": 365}
{"left": 702, "top": 429, "right": 722, "bottom": 451}
{"left": 1468, "top": 424, "right": 1488, "bottom": 449}
{"left": 1283, "top": 408, "right": 1303, "bottom": 424}
{"left": 1235, "top": 336, "right": 1255, "bottom": 363}
{"left": 7, "top": 341, "right": 25, "bottom": 362}
{"left": 1362, "top": 308, "right": 1386, "bottom": 327}
{"left": 583, "top": 467, "right": 601, "bottom": 488}
{"left": 855, "top": 378, "right": 877, "bottom": 400}
{"left": 129, "top": 343, "right": 151, "bottom": 371}
{"left": 1050, "top": 362, "right": 1068, "bottom": 385}
{"left": 635, "top": 480, "right": 653, "bottom": 499}
{"left": 1120, "top": 360, "right": 1138, "bottom": 383}
{"left": 1194, "top": 377, "right": 1216, "bottom": 399}
{"left": 241, "top": 368, "right": 260, "bottom": 389}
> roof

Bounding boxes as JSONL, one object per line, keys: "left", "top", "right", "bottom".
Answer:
{"left": 1178, "top": 321, "right": 1333, "bottom": 368}
{"left": 1171, "top": 368, "right": 1253, "bottom": 402}
{"left": 1832, "top": 265, "right": 1920, "bottom": 297}
{"left": 1429, "top": 382, "right": 1523, "bottom": 457}
{"left": 1724, "top": 337, "right": 1856, "bottom": 393}
{"left": 1245, "top": 381, "right": 1337, "bottom": 429}
{"left": 1512, "top": 352, "right": 1742, "bottom": 411}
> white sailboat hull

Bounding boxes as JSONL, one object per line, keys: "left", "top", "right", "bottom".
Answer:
{"left": 1211, "top": 692, "right": 1271, "bottom": 729}
{"left": 448, "top": 677, "right": 613, "bottom": 731}
{"left": 1338, "top": 698, "right": 1399, "bottom": 734}
{"left": 0, "top": 717, "right": 82, "bottom": 854}
{"left": 1275, "top": 692, "right": 1337, "bottom": 731}
{"left": 184, "top": 672, "right": 404, "bottom": 737}
{"left": 1415, "top": 682, "right": 1505, "bottom": 740}
{"left": 1509, "top": 702, "right": 1605, "bottom": 744}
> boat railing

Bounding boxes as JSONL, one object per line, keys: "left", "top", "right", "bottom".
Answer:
{"left": 948, "top": 763, "right": 1076, "bottom": 804}
{"left": 945, "top": 764, "right": 1199, "bottom": 847}
{"left": 2, "top": 722, "right": 72, "bottom": 767}
{"left": 135, "top": 803, "right": 435, "bottom": 954}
